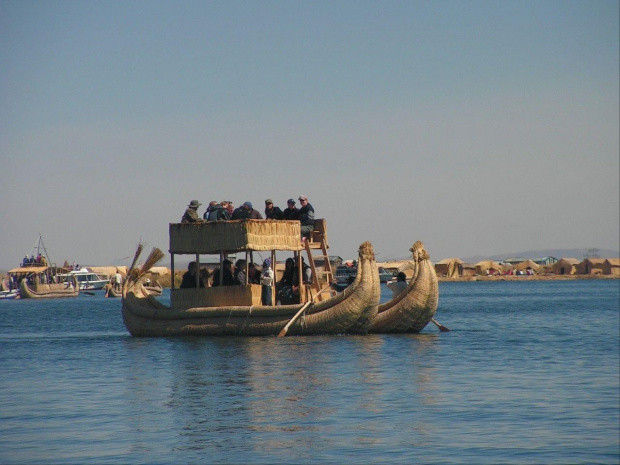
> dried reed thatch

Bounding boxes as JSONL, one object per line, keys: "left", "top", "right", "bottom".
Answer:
{"left": 169, "top": 220, "right": 303, "bottom": 254}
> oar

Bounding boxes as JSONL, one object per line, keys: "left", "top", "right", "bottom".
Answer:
{"left": 83, "top": 291, "right": 95, "bottom": 296}
{"left": 431, "top": 318, "right": 450, "bottom": 332}
{"left": 278, "top": 301, "right": 312, "bottom": 338}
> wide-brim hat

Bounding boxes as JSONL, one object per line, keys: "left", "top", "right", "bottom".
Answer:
{"left": 188, "top": 200, "right": 201, "bottom": 208}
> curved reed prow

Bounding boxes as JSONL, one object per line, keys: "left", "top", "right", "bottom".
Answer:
{"left": 123, "top": 244, "right": 165, "bottom": 294}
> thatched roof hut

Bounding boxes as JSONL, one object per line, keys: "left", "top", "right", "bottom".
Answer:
{"left": 475, "top": 260, "right": 502, "bottom": 275}
{"left": 461, "top": 263, "right": 477, "bottom": 277}
{"left": 604, "top": 258, "right": 620, "bottom": 276}
{"left": 552, "top": 258, "right": 579, "bottom": 276}
{"left": 435, "top": 258, "right": 463, "bottom": 278}
{"left": 576, "top": 258, "right": 607, "bottom": 275}
{"left": 514, "top": 259, "right": 541, "bottom": 273}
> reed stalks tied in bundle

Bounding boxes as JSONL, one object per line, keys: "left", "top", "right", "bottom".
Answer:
{"left": 126, "top": 246, "right": 165, "bottom": 286}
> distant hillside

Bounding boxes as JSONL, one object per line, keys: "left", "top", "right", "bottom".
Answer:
{"left": 460, "top": 248, "right": 619, "bottom": 264}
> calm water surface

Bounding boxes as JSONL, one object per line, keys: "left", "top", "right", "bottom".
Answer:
{"left": 0, "top": 280, "right": 618, "bottom": 464}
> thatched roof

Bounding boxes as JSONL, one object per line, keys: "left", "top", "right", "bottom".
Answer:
{"left": 436, "top": 258, "right": 464, "bottom": 265}
{"left": 605, "top": 258, "right": 620, "bottom": 266}
{"left": 514, "top": 260, "right": 541, "bottom": 271}
{"left": 475, "top": 260, "right": 502, "bottom": 269}
{"left": 8, "top": 266, "right": 68, "bottom": 274}
{"left": 147, "top": 266, "right": 169, "bottom": 276}
{"left": 170, "top": 220, "right": 304, "bottom": 254}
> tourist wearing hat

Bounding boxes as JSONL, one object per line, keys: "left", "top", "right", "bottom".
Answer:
{"left": 298, "top": 195, "right": 315, "bottom": 240}
{"left": 231, "top": 201, "right": 263, "bottom": 220}
{"left": 264, "top": 199, "right": 284, "bottom": 220}
{"left": 282, "top": 198, "right": 299, "bottom": 220}
{"left": 181, "top": 200, "right": 206, "bottom": 223}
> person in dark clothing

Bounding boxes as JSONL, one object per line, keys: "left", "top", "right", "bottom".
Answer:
{"left": 205, "top": 202, "right": 229, "bottom": 221}
{"left": 211, "top": 259, "right": 235, "bottom": 286}
{"left": 247, "top": 262, "right": 261, "bottom": 284}
{"left": 180, "top": 262, "right": 208, "bottom": 288}
{"left": 297, "top": 195, "right": 315, "bottom": 240}
{"left": 276, "top": 257, "right": 299, "bottom": 304}
{"left": 264, "top": 199, "right": 284, "bottom": 219}
{"left": 231, "top": 201, "right": 263, "bottom": 220}
{"left": 282, "top": 199, "right": 299, "bottom": 220}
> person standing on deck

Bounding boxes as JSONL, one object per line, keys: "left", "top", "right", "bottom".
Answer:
{"left": 261, "top": 259, "right": 274, "bottom": 305}
{"left": 298, "top": 195, "right": 315, "bottom": 240}
{"left": 181, "top": 200, "right": 205, "bottom": 223}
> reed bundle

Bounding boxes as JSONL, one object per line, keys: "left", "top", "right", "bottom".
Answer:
{"left": 125, "top": 244, "right": 165, "bottom": 290}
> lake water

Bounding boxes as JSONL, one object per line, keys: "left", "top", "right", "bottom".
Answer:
{"left": 0, "top": 280, "right": 618, "bottom": 464}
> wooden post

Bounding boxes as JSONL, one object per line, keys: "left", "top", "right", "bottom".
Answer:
{"left": 195, "top": 253, "right": 200, "bottom": 288}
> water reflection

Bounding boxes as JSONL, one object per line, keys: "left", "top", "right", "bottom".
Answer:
{"left": 119, "top": 333, "right": 441, "bottom": 461}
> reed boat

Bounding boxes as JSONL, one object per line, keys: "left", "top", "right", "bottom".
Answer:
{"left": 106, "top": 280, "right": 161, "bottom": 298}
{"left": 17, "top": 267, "right": 79, "bottom": 299}
{"left": 143, "top": 281, "right": 163, "bottom": 296}
{"left": 122, "top": 219, "right": 380, "bottom": 337}
{"left": 7, "top": 235, "right": 80, "bottom": 299}
{"left": 369, "top": 241, "right": 439, "bottom": 333}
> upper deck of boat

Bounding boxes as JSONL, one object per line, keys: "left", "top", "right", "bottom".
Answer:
{"left": 169, "top": 218, "right": 328, "bottom": 255}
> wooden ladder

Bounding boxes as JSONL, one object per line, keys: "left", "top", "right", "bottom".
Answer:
{"left": 303, "top": 219, "right": 336, "bottom": 302}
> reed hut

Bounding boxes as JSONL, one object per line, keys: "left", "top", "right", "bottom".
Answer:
{"left": 604, "top": 258, "right": 620, "bottom": 276}
{"left": 461, "top": 263, "right": 477, "bottom": 277}
{"left": 576, "top": 258, "right": 607, "bottom": 275}
{"left": 552, "top": 258, "right": 579, "bottom": 276}
{"left": 434, "top": 258, "right": 463, "bottom": 278}
{"left": 475, "top": 260, "right": 502, "bottom": 276}
{"left": 514, "top": 259, "right": 541, "bottom": 274}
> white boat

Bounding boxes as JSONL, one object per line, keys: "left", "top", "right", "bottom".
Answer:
{"left": 0, "top": 289, "right": 19, "bottom": 300}
{"left": 59, "top": 268, "right": 109, "bottom": 290}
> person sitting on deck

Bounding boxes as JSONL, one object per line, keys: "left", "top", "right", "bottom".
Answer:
{"left": 181, "top": 200, "right": 206, "bottom": 223}
{"left": 276, "top": 257, "right": 299, "bottom": 305}
{"left": 386, "top": 272, "right": 408, "bottom": 299}
{"left": 234, "top": 259, "right": 247, "bottom": 285}
{"left": 211, "top": 259, "right": 235, "bottom": 287}
{"left": 297, "top": 195, "right": 315, "bottom": 240}
{"left": 282, "top": 199, "right": 299, "bottom": 220}
{"left": 202, "top": 201, "right": 218, "bottom": 220}
{"left": 205, "top": 201, "right": 229, "bottom": 221}
{"left": 224, "top": 201, "right": 235, "bottom": 219}
{"left": 232, "top": 201, "right": 263, "bottom": 220}
{"left": 180, "top": 262, "right": 207, "bottom": 288}
{"left": 264, "top": 199, "right": 283, "bottom": 219}
{"left": 294, "top": 256, "right": 312, "bottom": 285}
{"left": 247, "top": 262, "right": 261, "bottom": 284}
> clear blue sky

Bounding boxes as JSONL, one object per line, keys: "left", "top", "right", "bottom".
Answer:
{"left": 1, "top": 0, "right": 618, "bottom": 269}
